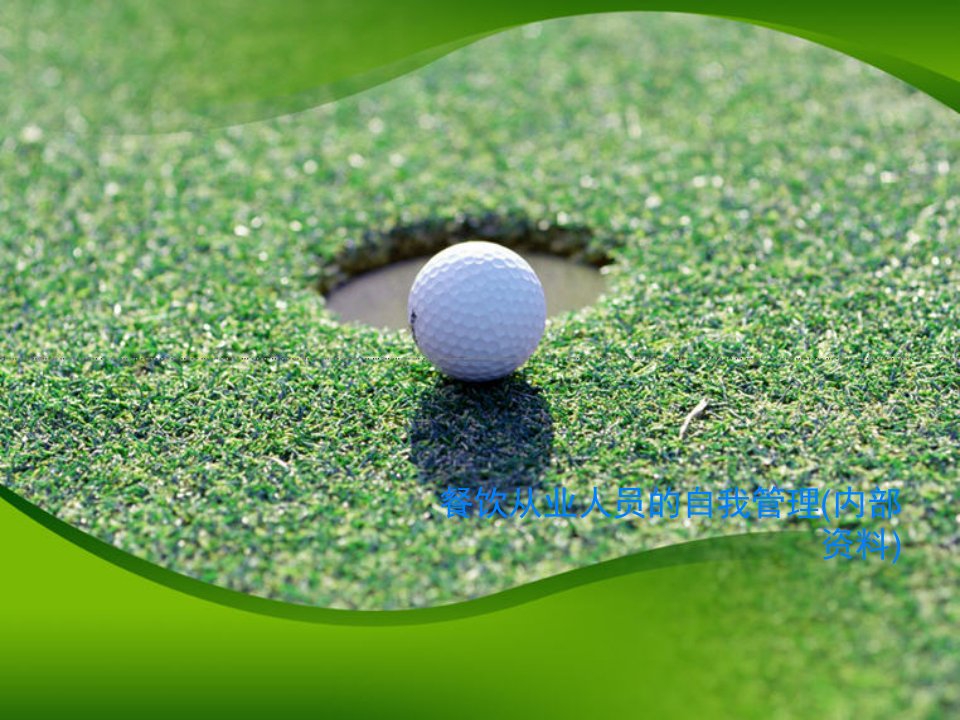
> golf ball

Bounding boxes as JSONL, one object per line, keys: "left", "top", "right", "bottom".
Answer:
{"left": 408, "top": 241, "right": 547, "bottom": 382}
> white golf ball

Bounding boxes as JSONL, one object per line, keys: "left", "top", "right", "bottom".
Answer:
{"left": 408, "top": 241, "right": 547, "bottom": 382}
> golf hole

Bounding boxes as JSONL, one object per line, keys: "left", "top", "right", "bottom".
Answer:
{"left": 321, "top": 215, "right": 612, "bottom": 330}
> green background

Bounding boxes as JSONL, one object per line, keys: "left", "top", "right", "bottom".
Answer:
{"left": 1, "top": 1, "right": 958, "bottom": 717}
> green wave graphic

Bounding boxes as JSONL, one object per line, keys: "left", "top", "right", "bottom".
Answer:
{"left": 0, "top": 481, "right": 932, "bottom": 718}
{"left": 4, "top": 1, "right": 960, "bottom": 132}
{"left": 0, "top": 484, "right": 807, "bottom": 622}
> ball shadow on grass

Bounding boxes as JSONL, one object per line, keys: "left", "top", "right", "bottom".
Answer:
{"left": 408, "top": 376, "right": 554, "bottom": 499}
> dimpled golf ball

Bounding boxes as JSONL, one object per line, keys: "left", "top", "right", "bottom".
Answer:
{"left": 408, "top": 241, "right": 547, "bottom": 382}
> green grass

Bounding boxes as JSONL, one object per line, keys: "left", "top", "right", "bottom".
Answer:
{"left": 1, "top": 8, "right": 957, "bottom": 651}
